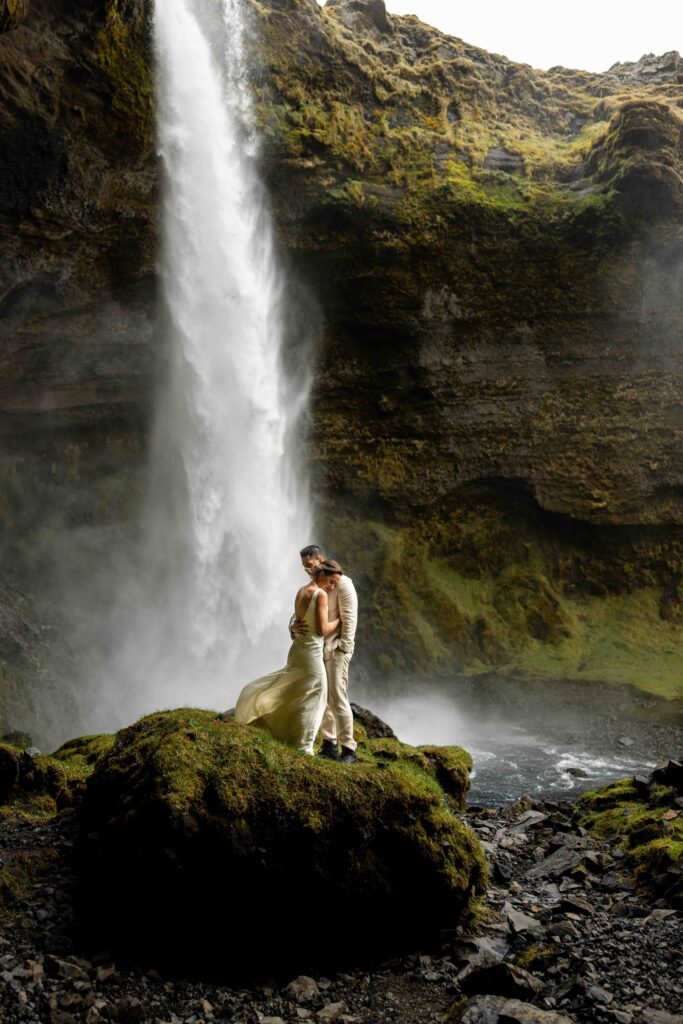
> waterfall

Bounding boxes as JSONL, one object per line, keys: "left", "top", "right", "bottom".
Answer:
{"left": 83, "top": 0, "right": 313, "bottom": 729}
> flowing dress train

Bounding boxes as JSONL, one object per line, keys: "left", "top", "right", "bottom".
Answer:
{"left": 234, "top": 588, "right": 327, "bottom": 754}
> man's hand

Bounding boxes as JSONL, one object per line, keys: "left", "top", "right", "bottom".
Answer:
{"left": 291, "top": 618, "right": 309, "bottom": 636}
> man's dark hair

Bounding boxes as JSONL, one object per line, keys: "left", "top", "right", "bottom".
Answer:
{"left": 300, "top": 545, "right": 323, "bottom": 558}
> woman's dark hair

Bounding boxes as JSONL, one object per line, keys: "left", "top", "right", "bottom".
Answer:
{"left": 312, "top": 558, "right": 343, "bottom": 578}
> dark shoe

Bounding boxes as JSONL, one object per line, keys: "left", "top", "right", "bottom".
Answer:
{"left": 340, "top": 746, "right": 359, "bottom": 764}
{"left": 318, "top": 739, "right": 340, "bottom": 760}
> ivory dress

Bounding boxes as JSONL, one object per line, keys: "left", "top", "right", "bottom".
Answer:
{"left": 234, "top": 589, "right": 327, "bottom": 755}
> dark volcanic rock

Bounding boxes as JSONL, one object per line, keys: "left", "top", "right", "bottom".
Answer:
{"left": 459, "top": 961, "right": 543, "bottom": 999}
{"left": 350, "top": 703, "right": 396, "bottom": 739}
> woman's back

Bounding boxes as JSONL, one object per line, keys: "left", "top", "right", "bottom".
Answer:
{"left": 293, "top": 587, "right": 322, "bottom": 649}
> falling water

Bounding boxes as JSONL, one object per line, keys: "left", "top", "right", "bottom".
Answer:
{"left": 152, "top": 0, "right": 312, "bottom": 683}
{"left": 76, "top": 0, "right": 313, "bottom": 732}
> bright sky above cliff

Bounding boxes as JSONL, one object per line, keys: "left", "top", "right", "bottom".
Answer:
{"left": 320, "top": 0, "right": 680, "bottom": 72}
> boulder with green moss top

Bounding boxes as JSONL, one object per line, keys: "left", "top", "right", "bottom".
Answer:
{"left": 77, "top": 708, "right": 486, "bottom": 978}
{"left": 577, "top": 772, "right": 683, "bottom": 907}
{"left": 0, "top": 733, "right": 114, "bottom": 817}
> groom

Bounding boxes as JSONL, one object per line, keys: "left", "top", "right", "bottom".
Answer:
{"left": 295, "top": 545, "right": 359, "bottom": 764}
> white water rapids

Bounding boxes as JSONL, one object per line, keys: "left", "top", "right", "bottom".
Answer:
{"left": 73, "top": 0, "right": 313, "bottom": 733}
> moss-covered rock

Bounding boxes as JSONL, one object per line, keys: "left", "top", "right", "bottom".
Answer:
{"left": 77, "top": 708, "right": 485, "bottom": 978}
{"left": 0, "top": 733, "right": 114, "bottom": 818}
{"left": 577, "top": 776, "right": 683, "bottom": 907}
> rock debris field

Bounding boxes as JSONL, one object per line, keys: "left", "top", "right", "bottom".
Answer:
{"left": 0, "top": 792, "right": 681, "bottom": 1024}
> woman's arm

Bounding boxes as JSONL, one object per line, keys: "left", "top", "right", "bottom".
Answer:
{"left": 315, "top": 590, "right": 341, "bottom": 638}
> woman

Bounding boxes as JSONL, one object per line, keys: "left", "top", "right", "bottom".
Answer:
{"left": 234, "top": 560, "right": 343, "bottom": 754}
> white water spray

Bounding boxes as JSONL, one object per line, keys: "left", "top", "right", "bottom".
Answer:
{"left": 80, "top": 0, "right": 313, "bottom": 731}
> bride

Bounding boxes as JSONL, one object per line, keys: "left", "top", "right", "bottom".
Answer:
{"left": 234, "top": 559, "right": 343, "bottom": 754}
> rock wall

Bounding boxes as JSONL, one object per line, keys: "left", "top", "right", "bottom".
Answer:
{"left": 1, "top": 0, "right": 683, "bottom": 723}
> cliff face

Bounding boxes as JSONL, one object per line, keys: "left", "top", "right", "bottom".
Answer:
{"left": 1, "top": 0, "right": 683, "bottom": 709}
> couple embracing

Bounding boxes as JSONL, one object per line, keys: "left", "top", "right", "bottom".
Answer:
{"left": 235, "top": 545, "right": 359, "bottom": 763}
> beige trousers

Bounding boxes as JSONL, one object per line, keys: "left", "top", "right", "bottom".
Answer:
{"left": 321, "top": 649, "right": 356, "bottom": 751}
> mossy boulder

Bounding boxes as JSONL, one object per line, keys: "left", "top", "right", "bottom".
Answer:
{"left": 0, "top": 733, "right": 115, "bottom": 818}
{"left": 77, "top": 708, "right": 486, "bottom": 979}
{"left": 577, "top": 775, "right": 683, "bottom": 907}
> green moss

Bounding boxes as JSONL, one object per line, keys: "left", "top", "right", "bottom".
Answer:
{"left": 92, "top": 0, "right": 153, "bottom": 147}
{"left": 0, "top": 734, "right": 115, "bottom": 822}
{"left": 320, "top": 492, "right": 683, "bottom": 698}
{"left": 515, "top": 944, "right": 557, "bottom": 971}
{"left": 78, "top": 708, "right": 486, "bottom": 976}
{"left": 52, "top": 734, "right": 117, "bottom": 782}
{"left": 0, "top": 849, "right": 58, "bottom": 926}
{"left": 578, "top": 777, "right": 683, "bottom": 900}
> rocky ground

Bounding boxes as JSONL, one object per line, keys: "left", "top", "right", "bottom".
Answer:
{"left": 0, "top": 787, "right": 681, "bottom": 1024}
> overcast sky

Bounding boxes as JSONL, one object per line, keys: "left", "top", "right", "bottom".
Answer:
{"left": 320, "top": 0, "right": 680, "bottom": 72}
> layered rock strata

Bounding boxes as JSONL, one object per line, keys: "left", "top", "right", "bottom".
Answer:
{"left": 1, "top": 0, "right": 683, "bottom": 724}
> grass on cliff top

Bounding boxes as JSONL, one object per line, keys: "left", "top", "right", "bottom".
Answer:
{"left": 578, "top": 779, "right": 683, "bottom": 901}
{"left": 255, "top": 0, "right": 683, "bottom": 217}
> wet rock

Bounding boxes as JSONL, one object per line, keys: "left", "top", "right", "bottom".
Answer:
{"left": 459, "top": 962, "right": 543, "bottom": 999}
{"left": 618, "top": 737, "right": 634, "bottom": 748}
{"left": 565, "top": 767, "right": 589, "bottom": 778}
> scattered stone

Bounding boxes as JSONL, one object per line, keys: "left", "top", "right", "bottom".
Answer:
{"left": 316, "top": 1002, "right": 348, "bottom": 1023}
{"left": 507, "top": 811, "right": 549, "bottom": 834}
{"left": 618, "top": 737, "right": 634, "bottom": 748}
{"left": 501, "top": 902, "right": 543, "bottom": 936}
{"left": 284, "top": 977, "right": 319, "bottom": 1004}
{"left": 587, "top": 983, "right": 613, "bottom": 1004}
{"left": 525, "top": 846, "right": 585, "bottom": 881}
{"left": 639, "top": 1011, "right": 683, "bottom": 1024}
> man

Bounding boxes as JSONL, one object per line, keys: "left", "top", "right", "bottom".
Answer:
{"left": 295, "top": 545, "right": 358, "bottom": 763}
